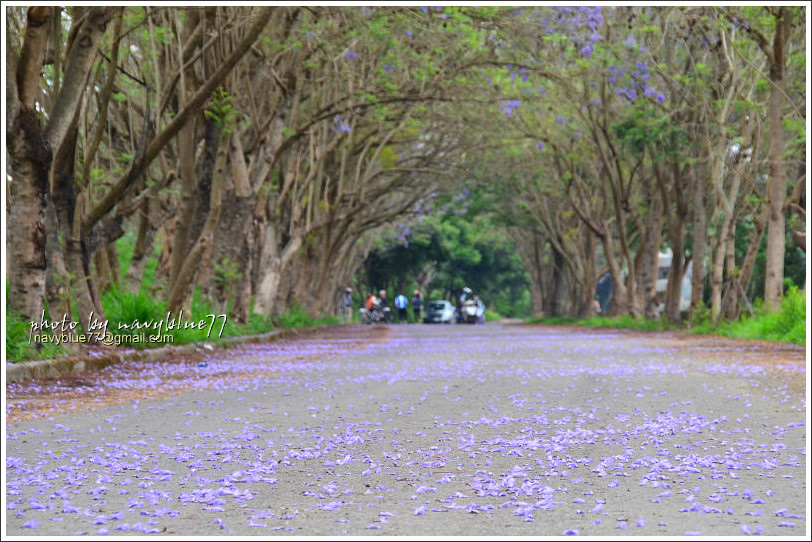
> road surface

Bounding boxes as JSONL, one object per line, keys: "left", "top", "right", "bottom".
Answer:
{"left": 4, "top": 324, "right": 807, "bottom": 537}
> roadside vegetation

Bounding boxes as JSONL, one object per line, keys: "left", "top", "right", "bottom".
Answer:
{"left": 528, "top": 286, "right": 806, "bottom": 346}
{"left": 6, "top": 234, "right": 341, "bottom": 363}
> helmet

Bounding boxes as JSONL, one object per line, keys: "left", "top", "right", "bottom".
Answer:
{"left": 463, "top": 287, "right": 472, "bottom": 294}
{"left": 414, "top": 290, "right": 420, "bottom": 295}
{"left": 379, "top": 290, "right": 386, "bottom": 297}
{"left": 345, "top": 287, "right": 352, "bottom": 293}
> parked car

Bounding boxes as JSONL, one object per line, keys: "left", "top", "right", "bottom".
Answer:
{"left": 423, "top": 300, "right": 456, "bottom": 324}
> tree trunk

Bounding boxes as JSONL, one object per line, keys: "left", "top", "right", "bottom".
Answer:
{"left": 166, "top": 126, "right": 228, "bottom": 315}
{"left": 725, "top": 205, "right": 767, "bottom": 318}
{"left": 123, "top": 195, "right": 159, "bottom": 294}
{"left": 690, "top": 165, "right": 708, "bottom": 312}
{"left": 168, "top": 11, "right": 201, "bottom": 294}
{"left": 763, "top": 53, "right": 787, "bottom": 311}
{"left": 7, "top": 7, "right": 54, "bottom": 323}
{"left": 7, "top": 109, "right": 51, "bottom": 323}
{"left": 663, "top": 215, "right": 687, "bottom": 323}
{"left": 550, "top": 245, "right": 567, "bottom": 317}
{"left": 722, "top": 227, "right": 738, "bottom": 320}
{"left": 637, "top": 185, "right": 661, "bottom": 320}
{"left": 599, "top": 231, "right": 629, "bottom": 317}
{"left": 531, "top": 234, "right": 546, "bottom": 317}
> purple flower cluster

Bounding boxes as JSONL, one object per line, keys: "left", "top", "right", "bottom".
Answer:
{"left": 499, "top": 99, "right": 522, "bottom": 116}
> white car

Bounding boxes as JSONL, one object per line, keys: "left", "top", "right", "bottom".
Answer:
{"left": 423, "top": 300, "right": 456, "bottom": 324}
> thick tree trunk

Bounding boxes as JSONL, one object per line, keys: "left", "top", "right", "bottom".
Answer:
{"left": 663, "top": 216, "right": 687, "bottom": 323}
{"left": 168, "top": 12, "right": 201, "bottom": 294}
{"left": 690, "top": 166, "right": 708, "bottom": 312}
{"left": 576, "top": 230, "right": 597, "bottom": 318}
{"left": 550, "top": 245, "right": 567, "bottom": 317}
{"left": 637, "top": 192, "right": 661, "bottom": 320}
{"left": 7, "top": 7, "right": 54, "bottom": 323}
{"left": 167, "top": 129, "right": 227, "bottom": 315}
{"left": 252, "top": 219, "right": 303, "bottom": 317}
{"left": 763, "top": 68, "right": 787, "bottom": 311}
{"left": 7, "top": 109, "right": 51, "bottom": 323}
{"left": 530, "top": 235, "right": 546, "bottom": 317}
{"left": 94, "top": 244, "right": 113, "bottom": 291}
{"left": 44, "top": 197, "right": 73, "bottom": 331}
{"left": 599, "top": 232, "right": 629, "bottom": 317}
{"left": 725, "top": 205, "right": 767, "bottom": 318}
{"left": 124, "top": 196, "right": 158, "bottom": 294}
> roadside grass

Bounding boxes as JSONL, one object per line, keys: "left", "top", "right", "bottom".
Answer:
{"left": 102, "top": 287, "right": 280, "bottom": 348}
{"left": 6, "top": 232, "right": 343, "bottom": 362}
{"left": 273, "top": 304, "right": 343, "bottom": 329}
{"left": 527, "top": 287, "right": 806, "bottom": 346}
{"left": 6, "top": 310, "right": 68, "bottom": 363}
{"left": 689, "top": 287, "right": 806, "bottom": 345}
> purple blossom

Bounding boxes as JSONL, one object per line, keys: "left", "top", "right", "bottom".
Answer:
{"left": 346, "top": 50, "right": 357, "bottom": 60}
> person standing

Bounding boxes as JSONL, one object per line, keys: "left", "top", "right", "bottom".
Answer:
{"left": 411, "top": 290, "right": 423, "bottom": 323}
{"left": 343, "top": 288, "right": 354, "bottom": 322}
{"left": 394, "top": 293, "right": 408, "bottom": 322}
{"left": 377, "top": 290, "right": 391, "bottom": 323}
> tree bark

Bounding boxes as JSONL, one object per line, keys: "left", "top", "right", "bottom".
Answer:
{"left": 6, "top": 7, "right": 53, "bottom": 323}
{"left": 166, "top": 129, "right": 228, "bottom": 314}
{"left": 690, "top": 163, "right": 708, "bottom": 312}
{"left": 763, "top": 38, "right": 788, "bottom": 310}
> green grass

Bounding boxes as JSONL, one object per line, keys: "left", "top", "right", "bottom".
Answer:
{"left": 485, "top": 309, "right": 501, "bottom": 322}
{"left": 273, "top": 304, "right": 343, "bottom": 329}
{"left": 527, "top": 288, "right": 806, "bottom": 346}
{"left": 6, "top": 310, "right": 68, "bottom": 362}
{"left": 7, "top": 231, "right": 350, "bottom": 362}
{"left": 689, "top": 287, "right": 806, "bottom": 345}
{"left": 527, "top": 313, "right": 676, "bottom": 332}
{"left": 101, "top": 286, "right": 279, "bottom": 348}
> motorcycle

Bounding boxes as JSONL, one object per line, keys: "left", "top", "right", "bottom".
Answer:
{"left": 360, "top": 305, "right": 391, "bottom": 324}
{"left": 461, "top": 297, "right": 485, "bottom": 324}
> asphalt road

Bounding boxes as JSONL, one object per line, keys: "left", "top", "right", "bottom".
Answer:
{"left": 4, "top": 323, "right": 808, "bottom": 538}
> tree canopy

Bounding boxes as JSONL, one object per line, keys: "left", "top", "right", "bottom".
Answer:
{"left": 5, "top": 6, "right": 806, "bottom": 335}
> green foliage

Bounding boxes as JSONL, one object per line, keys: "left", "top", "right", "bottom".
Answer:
{"left": 531, "top": 289, "right": 805, "bottom": 346}
{"left": 102, "top": 287, "right": 165, "bottom": 341}
{"left": 611, "top": 105, "right": 687, "bottom": 160}
{"left": 485, "top": 309, "right": 501, "bottom": 322}
{"left": 363, "top": 194, "right": 532, "bottom": 318}
{"left": 204, "top": 87, "right": 236, "bottom": 134}
{"left": 274, "top": 305, "right": 318, "bottom": 329}
{"left": 6, "top": 311, "right": 67, "bottom": 363}
{"left": 710, "top": 286, "right": 806, "bottom": 345}
{"left": 213, "top": 258, "right": 242, "bottom": 292}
